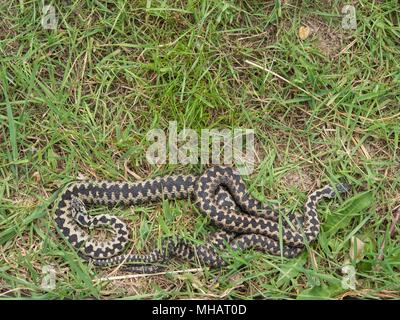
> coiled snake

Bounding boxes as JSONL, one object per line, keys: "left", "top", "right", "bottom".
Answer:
{"left": 54, "top": 166, "right": 350, "bottom": 273}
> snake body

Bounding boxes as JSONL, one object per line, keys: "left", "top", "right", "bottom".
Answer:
{"left": 54, "top": 166, "right": 350, "bottom": 273}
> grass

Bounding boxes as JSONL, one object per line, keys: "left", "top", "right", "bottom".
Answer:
{"left": 0, "top": 0, "right": 399, "bottom": 299}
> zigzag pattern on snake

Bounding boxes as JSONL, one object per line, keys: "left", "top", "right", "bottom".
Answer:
{"left": 53, "top": 166, "right": 350, "bottom": 273}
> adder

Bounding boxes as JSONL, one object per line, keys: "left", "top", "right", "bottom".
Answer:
{"left": 54, "top": 166, "right": 350, "bottom": 273}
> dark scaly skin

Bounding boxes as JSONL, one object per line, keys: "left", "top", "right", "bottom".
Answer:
{"left": 54, "top": 166, "right": 350, "bottom": 273}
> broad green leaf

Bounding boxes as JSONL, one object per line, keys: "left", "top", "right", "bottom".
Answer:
{"left": 63, "top": 253, "right": 98, "bottom": 297}
{"left": 276, "top": 254, "right": 307, "bottom": 288}
{"left": 297, "top": 283, "right": 344, "bottom": 300}
{"left": 323, "top": 191, "right": 374, "bottom": 237}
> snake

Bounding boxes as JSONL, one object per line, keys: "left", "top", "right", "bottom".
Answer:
{"left": 54, "top": 166, "right": 350, "bottom": 273}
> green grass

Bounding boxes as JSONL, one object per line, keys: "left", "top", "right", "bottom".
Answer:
{"left": 0, "top": 0, "right": 399, "bottom": 299}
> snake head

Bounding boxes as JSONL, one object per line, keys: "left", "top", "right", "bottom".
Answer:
{"left": 336, "top": 183, "right": 351, "bottom": 194}
{"left": 70, "top": 197, "right": 86, "bottom": 219}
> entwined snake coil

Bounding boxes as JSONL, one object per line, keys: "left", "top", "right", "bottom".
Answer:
{"left": 54, "top": 166, "right": 350, "bottom": 273}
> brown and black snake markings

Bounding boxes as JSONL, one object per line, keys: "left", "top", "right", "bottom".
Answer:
{"left": 54, "top": 166, "right": 350, "bottom": 273}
